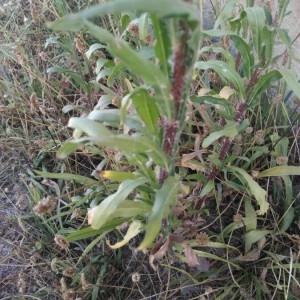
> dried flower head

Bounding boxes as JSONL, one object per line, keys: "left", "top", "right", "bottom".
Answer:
{"left": 71, "top": 208, "right": 82, "bottom": 220}
{"left": 74, "top": 37, "right": 87, "bottom": 54}
{"left": 17, "top": 272, "right": 26, "bottom": 294}
{"left": 62, "top": 289, "right": 76, "bottom": 300}
{"left": 127, "top": 23, "right": 139, "bottom": 36}
{"left": 245, "top": 127, "right": 253, "bottom": 134}
{"left": 276, "top": 156, "right": 288, "bottom": 165}
{"left": 38, "top": 51, "right": 50, "bottom": 61}
{"left": 132, "top": 272, "right": 141, "bottom": 283}
{"left": 196, "top": 232, "right": 209, "bottom": 246}
{"left": 63, "top": 267, "right": 76, "bottom": 278}
{"left": 81, "top": 272, "right": 90, "bottom": 290}
{"left": 33, "top": 196, "right": 57, "bottom": 217}
{"left": 54, "top": 234, "right": 70, "bottom": 250}
{"left": 254, "top": 130, "right": 265, "bottom": 145}
{"left": 233, "top": 213, "right": 243, "bottom": 223}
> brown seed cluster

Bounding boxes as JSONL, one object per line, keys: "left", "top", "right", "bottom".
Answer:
{"left": 54, "top": 234, "right": 70, "bottom": 250}
{"left": 33, "top": 196, "right": 57, "bottom": 216}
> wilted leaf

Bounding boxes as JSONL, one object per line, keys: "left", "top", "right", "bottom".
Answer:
{"left": 149, "top": 237, "right": 170, "bottom": 271}
{"left": 236, "top": 249, "right": 260, "bottom": 262}
{"left": 228, "top": 166, "right": 269, "bottom": 215}
{"left": 107, "top": 221, "right": 143, "bottom": 249}
{"left": 183, "top": 243, "right": 199, "bottom": 267}
{"left": 257, "top": 166, "right": 300, "bottom": 178}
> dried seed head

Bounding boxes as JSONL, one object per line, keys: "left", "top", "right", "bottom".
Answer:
{"left": 276, "top": 156, "right": 288, "bottom": 165}
{"left": 245, "top": 127, "right": 253, "bottom": 134}
{"left": 63, "top": 267, "right": 76, "bottom": 278}
{"left": 38, "top": 51, "right": 50, "bottom": 61}
{"left": 252, "top": 170, "right": 259, "bottom": 179}
{"left": 17, "top": 272, "right": 26, "bottom": 294}
{"left": 29, "top": 1, "right": 38, "bottom": 23}
{"left": 233, "top": 213, "right": 243, "bottom": 223}
{"left": 33, "top": 196, "right": 57, "bottom": 217}
{"left": 222, "top": 35, "right": 230, "bottom": 49}
{"left": 254, "top": 130, "right": 265, "bottom": 145}
{"left": 30, "top": 92, "right": 38, "bottom": 113}
{"left": 74, "top": 37, "right": 87, "bottom": 54}
{"left": 71, "top": 208, "right": 82, "bottom": 220}
{"left": 127, "top": 23, "right": 139, "bottom": 36}
{"left": 62, "top": 289, "right": 76, "bottom": 300}
{"left": 81, "top": 272, "right": 90, "bottom": 290}
{"left": 131, "top": 272, "right": 141, "bottom": 283}
{"left": 54, "top": 234, "right": 70, "bottom": 250}
{"left": 93, "top": 50, "right": 106, "bottom": 59}
{"left": 196, "top": 232, "right": 209, "bottom": 246}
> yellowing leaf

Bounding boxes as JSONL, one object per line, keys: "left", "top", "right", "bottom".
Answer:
{"left": 228, "top": 166, "right": 269, "bottom": 215}
{"left": 257, "top": 166, "right": 300, "bottom": 178}
{"left": 107, "top": 221, "right": 143, "bottom": 249}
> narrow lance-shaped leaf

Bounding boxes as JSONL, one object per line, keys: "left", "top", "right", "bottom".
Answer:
{"left": 48, "top": 0, "right": 199, "bottom": 31}
{"left": 151, "top": 14, "right": 171, "bottom": 77}
{"left": 131, "top": 88, "right": 159, "bottom": 136}
{"left": 245, "top": 7, "right": 266, "bottom": 62}
{"left": 107, "top": 221, "right": 143, "bottom": 249}
{"left": 228, "top": 166, "right": 269, "bottom": 215}
{"left": 202, "top": 123, "right": 238, "bottom": 148}
{"left": 139, "top": 176, "right": 180, "bottom": 249}
{"left": 88, "top": 177, "right": 148, "bottom": 230}
{"left": 195, "top": 60, "right": 246, "bottom": 99}
{"left": 258, "top": 166, "right": 300, "bottom": 178}
{"left": 34, "top": 170, "right": 98, "bottom": 186}
{"left": 67, "top": 117, "right": 168, "bottom": 168}
{"left": 83, "top": 20, "right": 172, "bottom": 119}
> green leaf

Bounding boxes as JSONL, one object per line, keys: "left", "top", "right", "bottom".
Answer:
{"left": 107, "top": 221, "right": 143, "bottom": 249}
{"left": 88, "top": 109, "right": 143, "bottom": 131}
{"left": 279, "top": 176, "right": 294, "bottom": 232}
{"left": 230, "top": 35, "right": 254, "bottom": 78}
{"left": 199, "top": 46, "right": 235, "bottom": 68}
{"left": 151, "top": 14, "right": 171, "bottom": 77}
{"left": 258, "top": 166, "right": 300, "bottom": 178}
{"left": 110, "top": 200, "right": 152, "bottom": 219}
{"left": 67, "top": 118, "right": 168, "bottom": 167}
{"left": 66, "top": 219, "right": 126, "bottom": 242}
{"left": 248, "top": 70, "right": 282, "bottom": 107}
{"left": 138, "top": 13, "right": 149, "bottom": 42}
{"left": 139, "top": 176, "right": 180, "bottom": 249}
{"left": 82, "top": 20, "right": 172, "bottom": 119}
{"left": 195, "top": 60, "right": 245, "bottom": 99}
{"left": 89, "top": 177, "right": 148, "bottom": 230}
{"left": 34, "top": 170, "right": 98, "bottom": 186}
{"left": 244, "top": 198, "right": 257, "bottom": 232}
{"left": 202, "top": 123, "right": 238, "bottom": 148}
{"left": 279, "top": 68, "right": 300, "bottom": 99}
{"left": 228, "top": 166, "right": 269, "bottom": 215}
{"left": 131, "top": 88, "right": 159, "bottom": 135}
{"left": 245, "top": 7, "right": 266, "bottom": 61}
{"left": 57, "top": 141, "right": 82, "bottom": 159}
{"left": 199, "top": 180, "right": 214, "bottom": 198}
{"left": 85, "top": 43, "right": 106, "bottom": 60}
{"left": 244, "top": 230, "right": 273, "bottom": 247}
{"left": 190, "top": 95, "right": 234, "bottom": 119}
{"left": 48, "top": 0, "right": 199, "bottom": 31}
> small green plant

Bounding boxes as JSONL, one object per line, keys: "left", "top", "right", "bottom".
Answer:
{"left": 26, "top": 0, "right": 300, "bottom": 298}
